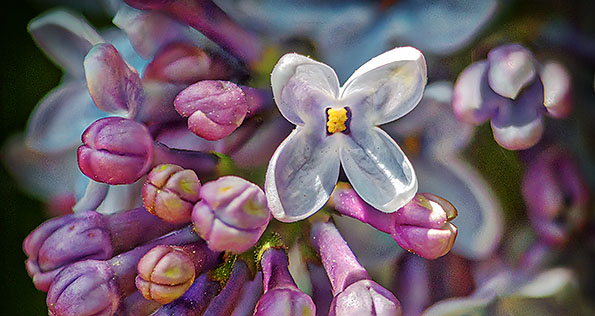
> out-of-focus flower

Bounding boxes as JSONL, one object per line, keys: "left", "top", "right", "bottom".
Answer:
{"left": 174, "top": 80, "right": 249, "bottom": 140}
{"left": 142, "top": 164, "right": 201, "bottom": 223}
{"left": 424, "top": 253, "right": 580, "bottom": 316}
{"left": 23, "top": 207, "right": 180, "bottom": 291}
{"left": 266, "top": 47, "right": 427, "bottom": 222}
{"left": 254, "top": 247, "right": 316, "bottom": 316}
{"left": 386, "top": 81, "right": 503, "bottom": 260}
{"left": 310, "top": 220, "right": 402, "bottom": 316}
{"left": 192, "top": 176, "right": 271, "bottom": 253}
{"left": 452, "top": 44, "right": 572, "bottom": 150}
{"left": 78, "top": 117, "right": 154, "bottom": 185}
{"left": 47, "top": 226, "right": 204, "bottom": 316}
{"left": 522, "top": 146, "right": 590, "bottom": 246}
{"left": 216, "top": 0, "right": 498, "bottom": 80}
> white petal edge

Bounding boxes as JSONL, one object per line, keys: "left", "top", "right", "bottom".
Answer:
{"left": 28, "top": 9, "right": 104, "bottom": 78}
{"left": 271, "top": 53, "right": 340, "bottom": 125}
{"left": 265, "top": 128, "right": 340, "bottom": 222}
{"left": 340, "top": 46, "right": 427, "bottom": 125}
{"left": 340, "top": 127, "right": 417, "bottom": 213}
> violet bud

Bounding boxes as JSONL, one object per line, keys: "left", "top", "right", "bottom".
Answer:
{"left": 229, "top": 271, "right": 263, "bottom": 316}
{"left": 522, "top": 147, "right": 589, "bottom": 246}
{"left": 331, "top": 187, "right": 458, "bottom": 259}
{"left": 46, "top": 260, "right": 119, "bottom": 316}
{"left": 142, "top": 164, "right": 201, "bottom": 223}
{"left": 192, "top": 176, "right": 271, "bottom": 253}
{"left": 203, "top": 259, "right": 252, "bottom": 316}
{"left": 135, "top": 245, "right": 197, "bottom": 304}
{"left": 254, "top": 248, "right": 316, "bottom": 316}
{"left": 541, "top": 60, "right": 572, "bottom": 118}
{"left": 47, "top": 226, "right": 205, "bottom": 316}
{"left": 144, "top": 42, "right": 232, "bottom": 84}
{"left": 487, "top": 43, "right": 537, "bottom": 99}
{"left": 77, "top": 117, "right": 153, "bottom": 185}
{"left": 391, "top": 193, "right": 458, "bottom": 259}
{"left": 310, "top": 221, "right": 402, "bottom": 316}
{"left": 23, "top": 207, "right": 180, "bottom": 292}
{"left": 174, "top": 80, "right": 248, "bottom": 141}
{"left": 123, "top": 0, "right": 263, "bottom": 64}
{"left": 152, "top": 273, "right": 220, "bottom": 316}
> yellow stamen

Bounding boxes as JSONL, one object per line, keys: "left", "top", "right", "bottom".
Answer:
{"left": 326, "top": 108, "right": 348, "bottom": 134}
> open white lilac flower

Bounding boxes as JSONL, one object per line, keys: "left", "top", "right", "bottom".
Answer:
{"left": 265, "top": 47, "right": 427, "bottom": 222}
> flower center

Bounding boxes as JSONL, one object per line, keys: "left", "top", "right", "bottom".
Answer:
{"left": 326, "top": 107, "right": 351, "bottom": 135}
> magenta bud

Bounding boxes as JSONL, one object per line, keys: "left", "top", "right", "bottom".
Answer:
{"left": 144, "top": 42, "right": 232, "bottom": 84}
{"left": 142, "top": 164, "right": 201, "bottom": 223}
{"left": 174, "top": 80, "right": 248, "bottom": 141}
{"left": 392, "top": 193, "right": 458, "bottom": 259}
{"left": 329, "top": 279, "right": 402, "bottom": 316}
{"left": 47, "top": 260, "right": 120, "bottom": 316}
{"left": 310, "top": 221, "right": 401, "bottom": 316}
{"left": 135, "top": 245, "right": 196, "bottom": 304}
{"left": 77, "top": 117, "right": 154, "bottom": 185}
{"left": 522, "top": 147, "right": 589, "bottom": 246}
{"left": 23, "top": 211, "right": 111, "bottom": 292}
{"left": 254, "top": 248, "right": 316, "bottom": 316}
{"left": 192, "top": 176, "right": 271, "bottom": 253}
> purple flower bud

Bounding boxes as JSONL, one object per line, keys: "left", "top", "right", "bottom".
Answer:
{"left": 229, "top": 271, "right": 263, "bottom": 316}
{"left": 23, "top": 207, "right": 180, "bottom": 292}
{"left": 123, "top": 0, "right": 263, "bottom": 64}
{"left": 46, "top": 260, "right": 120, "bottom": 316}
{"left": 254, "top": 248, "right": 316, "bottom": 316}
{"left": 192, "top": 176, "right": 271, "bottom": 253}
{"left": 330, "top": 187, "right": 458, "bottom": 259}
{"left": 135, "top": 245, "right": 197, "bottom": 304}
{"left": 522, "top": 147, "right": 589, "bottom": 246}
{"left": 77, "top": 117, "right": 154, "bottom": 185}
{"left": 487, "top": 43, "right": 537, "bottom": 99}
{"left": 203, "top": 260, "right": 252, "bottom": 316}
{"left": 391, "top": 193, "right": 458, "bottom": 259}
{"left": 47, "top": 226, "right": 205, "bottom": 315}
{"left": 84, "top": 43, "right": 143, "bottom": 118}
{"left": 310, "top": 221, "right": 401, "bottom": 316}
{"left": 144, "top": 42, "right": 232, "bottom": 84}
{"left": 152, "top": 273, "right": 220, "bottom": 316}
{"left": 452, "top": 61, "right": 498, "bottom": 125}
{"left": 541, "top": 61, "right": 572, "bottom": 119}
{"left": 174, "top": 80, "right": 248, "bottom": 141}
{"left": 142, "top": 164, "right": 201, "bottom": 223}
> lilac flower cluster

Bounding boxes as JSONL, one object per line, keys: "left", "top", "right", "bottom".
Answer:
{"left": 4, "top": 0, "right": 594, "bottom": 315}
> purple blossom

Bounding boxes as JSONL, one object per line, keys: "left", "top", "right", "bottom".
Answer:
{"left": 452, "top": 44, "right": 572, "bottom": 150}
{"left": 266, "top": 47, "right": 427, "bottom": 222}
{"left": 192, "top": 176, "right": 271, "bottom": 253}
{"left": 254, "top": 247, "right": 316, "bottom": 316}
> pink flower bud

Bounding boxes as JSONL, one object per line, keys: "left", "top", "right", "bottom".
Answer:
{"left": 77, "top": 117, "right": 153, "bottom": 185}
{"left": 135, "top": 245, "right": 196, "bottom": 304}
{"left": 142, "top": 164, "right": 201, "bottom": 223}
{"left": 174, "top": 80, "right": 248, "bottom": 141}
{"left": 192, "top": 176, "right": 270, "bottom": 253}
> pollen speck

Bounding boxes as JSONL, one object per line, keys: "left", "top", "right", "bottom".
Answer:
{"left": 326, "top": 108, "right": 348, "bottom": 134}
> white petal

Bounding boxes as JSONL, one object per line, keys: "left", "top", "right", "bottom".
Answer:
{"left": 340, "top": 47, "right": 427, "bottom": 125}
{"left": 25, "top": 82, "right": 107, "bottom": 154}
{"left": 265, "top": 127, "right": 340, "bottom": 222}
{"left": 28, "top": 9, "right": 104, "bottom": 78}
{"left": 340, "top": 127, "right": 417, "bottom": 213}
{"left": 271, "top": 53, "right": 340, "bottom": 125}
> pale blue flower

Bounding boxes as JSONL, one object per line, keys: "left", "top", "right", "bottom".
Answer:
{"left": 265, "top": 47, "right": 427, "bottom": 222}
